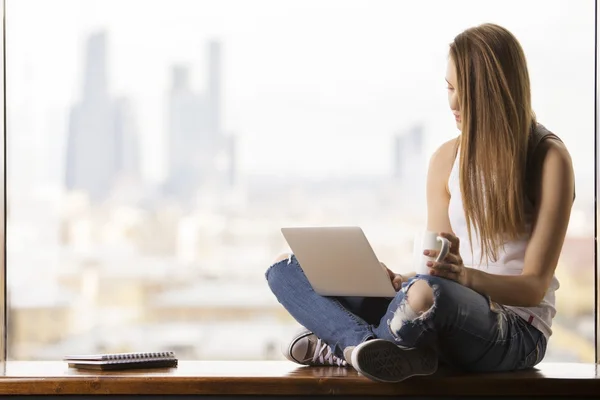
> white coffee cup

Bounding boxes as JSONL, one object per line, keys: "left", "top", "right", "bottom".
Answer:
{"left": 412, "top": 231, "right": 451, "bottom": 275}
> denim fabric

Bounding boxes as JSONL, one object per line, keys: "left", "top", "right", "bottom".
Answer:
{"left": 265, "top": 254, "right": 546, "bottom": 372}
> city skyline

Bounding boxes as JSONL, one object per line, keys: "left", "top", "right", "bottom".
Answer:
{"left": 64, "top": 30, "right": 241, "bottom": 202}
{"left": 5, "top": 0, "right": 594, "bottom": 192}
{"left": 63, "top": 28, "right": 435, "bottom": 203}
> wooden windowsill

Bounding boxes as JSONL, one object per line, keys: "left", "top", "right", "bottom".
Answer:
{"left": 0, "top": 361, "right": 596, "bottom": 396}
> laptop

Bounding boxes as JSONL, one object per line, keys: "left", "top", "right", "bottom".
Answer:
{"left": 281, "top": 226, "right": 397, "bottom": 297}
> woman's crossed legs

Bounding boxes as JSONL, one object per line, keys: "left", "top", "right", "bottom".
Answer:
{"left": 266, "top": 254, "right": 546, "bottom": 382}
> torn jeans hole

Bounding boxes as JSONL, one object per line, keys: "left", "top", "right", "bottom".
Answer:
{"left": 386, "top": 279, "right": 438, "bottom": 343}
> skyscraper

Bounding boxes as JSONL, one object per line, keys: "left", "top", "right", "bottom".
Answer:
{"left": 165, "top": 64, "right": 208, "bottom": 197}
{"left": 166, "top": 40, "right": 234, "bottom": 198}
{"left": 65, "top": 31, "right": 140, "bottom": 202}
{"left": 393, "top": 124, "right": 424, "bottom": 180}
{"left": 392, "top": 124, "right": 426, "bottom": 205}
{"left": 207, "top": 41, "right": 221, "bottom": 136}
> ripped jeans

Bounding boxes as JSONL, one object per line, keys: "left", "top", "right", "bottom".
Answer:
{"left": 265, "top": 254, "right": 547, "bottom": 372}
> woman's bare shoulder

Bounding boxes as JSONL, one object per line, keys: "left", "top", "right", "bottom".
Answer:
{"left": 530, "top": 135, "right": 573, "bottom": 182}
{"left": 527, "top": 133, "right": 574, "bottom": 204}
{"left": 536, "top": 135, "right": 571, "bottom": 160}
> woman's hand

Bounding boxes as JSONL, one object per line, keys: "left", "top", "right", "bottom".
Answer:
{"left": 380, "top": 262, "right": 405, "bottom": 291}
{"left": 423, "top": 232, "right": 471, "bottom": 287}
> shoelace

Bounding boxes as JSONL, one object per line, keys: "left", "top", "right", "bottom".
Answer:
{"left": 312, "top": 338, "right": 347, "bottom": 367}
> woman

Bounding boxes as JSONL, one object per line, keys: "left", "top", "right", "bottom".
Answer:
{"left": 265, "top": 23, "right": 575, "bottom": 383}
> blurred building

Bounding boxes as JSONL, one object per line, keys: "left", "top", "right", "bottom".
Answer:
{"left": 64, "top": 31, "right": 140, "bottom": 202}
{"left": 392, "top": 124, "right": 427, "bottom": 209}
{"left": 165, "top": 41, "right": 236, "bottom": 200}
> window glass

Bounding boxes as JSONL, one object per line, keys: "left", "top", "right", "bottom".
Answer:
{"left": 6, "top": 0, "right": 595, "bottom": 362}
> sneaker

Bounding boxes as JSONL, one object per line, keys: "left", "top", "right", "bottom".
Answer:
{"left": 283, "top": 330, "right": 348, "bottom": 367}
{"left": 349, "top": 339, "right": 437, "bottom": 382}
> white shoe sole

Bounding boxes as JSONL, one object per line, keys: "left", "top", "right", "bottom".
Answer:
{"left": 351, "top": 339, "right": 437, "bottom": 383}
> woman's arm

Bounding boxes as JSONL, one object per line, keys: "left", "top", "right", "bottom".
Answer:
{"left": 386, "top": 139, "right": 458, "bottom": 286}
{"left": 398, "top": 138, "right": 457, "bottom": 282}
{"left": 426, "top": 139, "right": 457, "bottom": 234}
{"left": 466, "top": 141, "right": 575, "bottom": 307}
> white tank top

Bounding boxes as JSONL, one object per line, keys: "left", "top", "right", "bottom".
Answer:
{"left": 447, "top": 152, "right": 558, "bottom": 339}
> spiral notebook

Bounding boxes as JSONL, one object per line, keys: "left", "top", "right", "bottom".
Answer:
{"left": 64, "top": 351, "right": 178, "bottom": 370}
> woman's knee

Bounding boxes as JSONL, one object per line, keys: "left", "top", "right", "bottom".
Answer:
{"left": 265, "top": 253, "right": 295, "bottom": 286}
{"left": 384, "top": 278, "right": 438, "bottom": 345}
{"left": 272, "top": 252, "right": 293, "bottom": 264}
{"left": 406, "top": 279, "right": 435, "bottom": 314}
{"left": 403, "top": 274, "right": 474, "bottom": 319}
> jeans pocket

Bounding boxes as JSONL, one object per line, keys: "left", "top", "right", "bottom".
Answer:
{"left": 516, "top": 335, "right": 545, "bottom": 370}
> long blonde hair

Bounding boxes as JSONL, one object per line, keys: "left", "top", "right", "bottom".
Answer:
{"left": 449, "top": 23, "right": 536, "bottom": 263}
